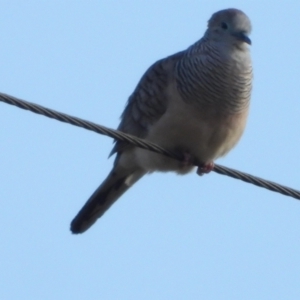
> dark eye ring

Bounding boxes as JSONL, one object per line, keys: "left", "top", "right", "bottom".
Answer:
{"left": 221, "top": 22, "right": 228, "bottom": 30}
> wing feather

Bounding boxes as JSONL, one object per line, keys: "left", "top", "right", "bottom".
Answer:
{"left": 110, "top": 51, "right": 185, "bottom": 156}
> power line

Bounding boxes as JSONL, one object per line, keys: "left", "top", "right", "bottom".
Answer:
{"left": 1, "top": 92, "right": 300, "bottom": 201}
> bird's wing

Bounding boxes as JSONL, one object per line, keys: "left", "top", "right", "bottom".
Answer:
{"left": 110, "top": 50, "right": 185, "bottom": 156}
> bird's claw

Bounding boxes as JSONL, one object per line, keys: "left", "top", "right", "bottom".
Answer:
{"left": 197, "top": 162, "right": 214, "bottom": 176}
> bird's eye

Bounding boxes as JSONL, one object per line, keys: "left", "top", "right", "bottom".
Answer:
{"left": 221, "top": 22, "right": 228, "bottom": 30}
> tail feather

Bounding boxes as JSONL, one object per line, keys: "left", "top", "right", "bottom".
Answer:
{"left": 70, "top": 168, "right": 144, "bottom": 234}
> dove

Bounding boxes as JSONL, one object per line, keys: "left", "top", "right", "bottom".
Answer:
{"left": 70, "top": 8, "right": 252, "bottom": 234}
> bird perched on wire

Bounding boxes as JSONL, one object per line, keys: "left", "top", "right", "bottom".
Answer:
{"left": 71, "top": 8, "right": 253, "bottom": 234}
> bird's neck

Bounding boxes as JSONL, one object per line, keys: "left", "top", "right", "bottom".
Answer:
{"left": 175, "top": 39, "right": 252, "bottom": 115}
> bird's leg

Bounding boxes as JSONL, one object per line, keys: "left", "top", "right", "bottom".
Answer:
{"left": 178, "top": 150, "right": 214, "bottom": 175}
{"left": 180, "top": 152, "right": 195, "bottom": 168}
{"left": 197, "top": 161, "right": 214, "bottom": 176}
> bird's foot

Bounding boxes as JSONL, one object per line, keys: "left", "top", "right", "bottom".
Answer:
{"left": 180, "top": 152, "right": 195, "bottom": 168}
{"left": 197, "top": 161, "right": 214, "bottom": 176}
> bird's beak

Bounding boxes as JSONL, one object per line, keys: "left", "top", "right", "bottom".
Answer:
{"left": 233, "top": 32, "right": 251, "bottom": 45}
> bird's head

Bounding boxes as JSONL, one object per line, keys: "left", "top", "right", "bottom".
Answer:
{"left": 205, "top": 8, "right": 252, "bottom": 47}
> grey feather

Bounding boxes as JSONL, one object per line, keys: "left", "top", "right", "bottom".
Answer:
{"left": 110, "top": 51, "right": 185, "bottom": 156}
{"left": 71, "top": 167, "right": 145, "bottom": 233}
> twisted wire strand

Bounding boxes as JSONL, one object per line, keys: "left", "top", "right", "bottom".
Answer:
{"left": 1, "top": 92, "right": 300, "bottom": 201}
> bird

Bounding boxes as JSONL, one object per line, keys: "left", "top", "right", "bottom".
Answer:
{"left": 70, "top": 8, "right": 253, "bottom": 234}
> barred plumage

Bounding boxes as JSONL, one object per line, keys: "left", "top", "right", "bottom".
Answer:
{"left": 176, "top": 38, "right": 252, "bottom": 113}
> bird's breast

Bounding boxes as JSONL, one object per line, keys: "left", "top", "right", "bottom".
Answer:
{"left": 133, "top": 90, "right": 248, "bottom": 173}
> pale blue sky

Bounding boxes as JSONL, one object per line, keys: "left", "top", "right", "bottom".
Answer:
{"left": 1, "top": 1, "right": 300, "bottom": 299}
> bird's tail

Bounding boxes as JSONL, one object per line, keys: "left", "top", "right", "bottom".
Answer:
{"left": 70, "top": 166, "right": 145, "bottom": 234}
